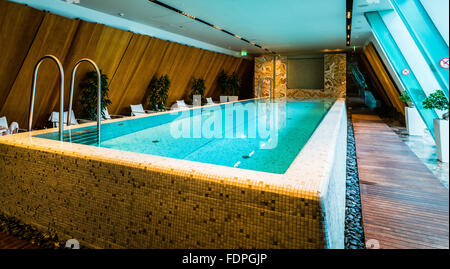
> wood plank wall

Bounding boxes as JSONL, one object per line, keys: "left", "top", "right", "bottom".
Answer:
{"left": 0, "top": 1, "right": 254, "bottom": 129}
{"left": 361, "top": 42, "right": 405, "bottom": 115}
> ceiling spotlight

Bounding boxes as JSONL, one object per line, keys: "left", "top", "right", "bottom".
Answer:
{"left": 147, "top": 0, "right": 272, "bottom": 53}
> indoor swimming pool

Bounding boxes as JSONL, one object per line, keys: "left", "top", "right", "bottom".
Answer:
{"left": 36, "top": 98, "right": 334, "bottom": 174}
{"left": 0, "top": 98, "right": 347, "bottom": 249}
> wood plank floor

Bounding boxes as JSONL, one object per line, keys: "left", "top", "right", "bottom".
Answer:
{"left": 352, "top": 113, "right": 449, "bottom": 249}
{"left": 0, "top": 231, "right": 40, "bottom": 249}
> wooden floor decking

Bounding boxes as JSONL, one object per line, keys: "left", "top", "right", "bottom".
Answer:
{"left": 0, "top": 231, "right": 39, "bottom": 249}
{"left": 353, "top": 113, "right": 449, "bottom": 249}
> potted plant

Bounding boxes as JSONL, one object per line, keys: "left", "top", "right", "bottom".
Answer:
{"left": 218, "top": 70, "right": 229, "bottom": 103}
{"left": 78, "top": 70, "right": 112, "bottom": 121}
{"left": 228, "top": 72, "right": 240, "bottom": 102}
{"left": 191, "top": 77, "right": 206, "bottom": 106}
{"left": 147, "top": 75, "right": 170, "bottom": 111}
{"left": 423, "top": 89, "right": 449, "bottom": 163}
{"left": 400, "top": 90, "right": 414, "bottom": 108}
{"left": 400, "top": 90, "right": 425, "bottom": 136}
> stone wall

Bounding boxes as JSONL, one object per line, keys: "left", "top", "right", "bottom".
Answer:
{"left": 255, "top": 54, "right": 347, "bottom": 99}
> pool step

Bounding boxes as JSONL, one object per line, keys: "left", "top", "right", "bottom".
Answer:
{"left": 63, "top": 128, "right": 99, "bottom": 145}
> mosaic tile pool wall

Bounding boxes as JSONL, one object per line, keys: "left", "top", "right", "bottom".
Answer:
{"left": 0, "top": 144, "right": 324, "bottom": 248}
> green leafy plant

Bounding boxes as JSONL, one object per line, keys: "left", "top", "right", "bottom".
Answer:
{"left": 400, "top": 90, "right": 412, "bottom": 105}
{"left": 217, "top": 70, "right": 241, "bottom": 96}
{"left": 78, "top": 70, "right": 112, "bottom": 121}
{"left": 191, "top": 77, "right": 206, "bottom": 105}
{"left": 147, "top": 75, "right": 170, "bottom": 111}
{"left": 422, "top": 89, "right": 449, "bottom": 120}
{"left": 228, "top": 72, "right": 240, "bottom": 96}
{"left": 218, "top": 70, "right": 229, "bottom": 95}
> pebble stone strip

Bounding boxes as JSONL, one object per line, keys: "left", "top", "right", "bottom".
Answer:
{"left": 344, "top": 113, "right": 365, "bottom": 249}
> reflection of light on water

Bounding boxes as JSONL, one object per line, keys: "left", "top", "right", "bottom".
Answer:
{"left": 249, "top": 151, "right": 255, "bottom": 157}
{"left": 234, "top": 161, "right": 241, "bottom": 168}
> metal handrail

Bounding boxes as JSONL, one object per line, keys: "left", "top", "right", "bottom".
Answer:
{"left": 67, "top": 58, "right": 102, "bottom": 144}
{"left": 29, "top": 55, "right": 65, "bottom": 140}
{"left": 257, "top": 77, "right": 274, "bottom": 99}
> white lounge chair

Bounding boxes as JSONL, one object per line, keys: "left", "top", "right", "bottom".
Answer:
{"left": 0, "top": 116, "right": 7, "bottom": 130}
{"left": 9, "top": 122, "right": 19, "bottom": 134}
{"left": 220, "top": 96, "right": 228, "bottom": 103}
{"left": 49, "top": 110, "right": 78, "bottom": 128}
{"left": 176, "top": 100, "right": 192, "bottom": 109}
{"left": 102, "top": 108, "right": 111, "bottom": 120}
{"left": 206, "top": 97, "right": 216, "bottom": 106}
{"left": 130, "top": 104, "right": 155, "bottom": 116}
{"left": 228, "top": 96, "right": 238, "bottom": 102}
{"left": 0, "top": 116, "right": 19, "bottom": 135}
{"left": 101, "top": 108, "right": 126, "bottom": 120}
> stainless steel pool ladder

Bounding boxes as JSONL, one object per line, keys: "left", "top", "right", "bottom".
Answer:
{"left": 257, "top": 77, "right": 274, "bottom": 99}
{"left": 67, "top": 58, "right": 102, "bottom": 144}
{"left": 29, "top": 55, "right": 65, "bottom": 140}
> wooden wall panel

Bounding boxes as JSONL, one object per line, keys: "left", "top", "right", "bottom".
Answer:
{"left": 0, "top": 2, "right": 254, "bottom": 128}
{"left": 0, "top": 1, "right": 44, "bottom": 108}
{"left": 362, "top": 43, "right": 405, "bottom": 115}
{"left": 166, "top": 45, "right": 204, "bottom": 104}
{"left": 204, "top": 54, "right": 231, "bottom": 98}
{"left": 191, "top": 51, "right": 218, "bottom": 98}
{"left": 0, "top": 12, "right": 79, "bottom": 128}
{"left": 234, "top": 59, "right": 255, "bottom": 100}
{"left": 110, "top": 36, "right": 171, "bottom": 115}
{"left": 108, "top": 34, "right": 153, "bottom": 115}
{"left": 360, "top": 53, "right": 393, "bottom": 108}
{"left": 50, "top": 20, "right": 133, "bottom": 114}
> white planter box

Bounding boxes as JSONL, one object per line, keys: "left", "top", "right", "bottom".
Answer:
{"left": 405, "top": 107, "right": 426, "bottom": 136}
{"left": 192, "top": 95, "right": 201, "bottom": 106}
{"left": 434, "top": 118, "right": 449, "bottom": 163}
{"left": 219, "top": 96, "right": 228, "bottom": 103}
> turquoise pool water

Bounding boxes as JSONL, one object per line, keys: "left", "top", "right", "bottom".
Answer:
{"left": 36, "top": 98, "right": 334, "bottom": 174}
